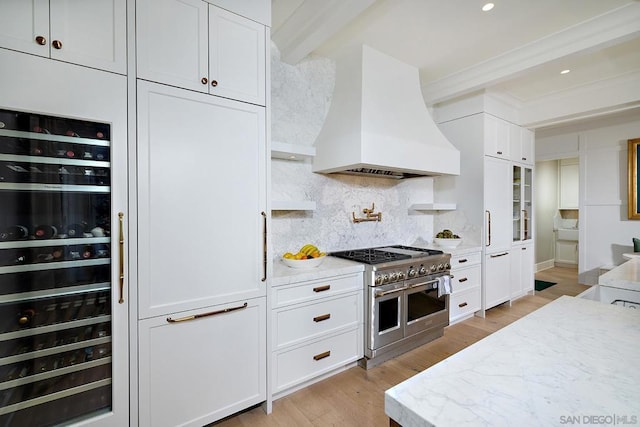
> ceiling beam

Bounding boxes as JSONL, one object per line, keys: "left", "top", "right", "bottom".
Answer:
{"left": 422, "top": 2, "right": 640, "bottom": 105}
{"left": 272, "top": 0, "right": 375, "bottom": 64}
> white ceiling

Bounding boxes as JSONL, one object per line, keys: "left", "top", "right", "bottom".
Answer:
{"left": 271, "top": 0, "right": 640, "bottom": 129}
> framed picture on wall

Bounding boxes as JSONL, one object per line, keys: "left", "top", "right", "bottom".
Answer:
{"left": 629, "top": 138, "right": 640, "bottom": 220}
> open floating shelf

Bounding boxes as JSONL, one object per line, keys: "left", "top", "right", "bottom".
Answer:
{"left": 271, "top": 200, "right": 317, "bottom": 211}
{"left": 271, "top": 141, "right": 315, "bottom": 161}
{"left": 409, "top": 203, "right": 457, "bottom": 211}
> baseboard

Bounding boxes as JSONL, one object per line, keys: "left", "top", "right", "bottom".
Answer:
{"left": 535, "top": 259, "right": 555, "bottom": 272}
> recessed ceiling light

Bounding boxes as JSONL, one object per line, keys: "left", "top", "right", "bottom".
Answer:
{"left": 482, "top": 3, "right": 495, "bottom": 12}
{"left": 560, "top": 69, "right": 571, "bottom": 75}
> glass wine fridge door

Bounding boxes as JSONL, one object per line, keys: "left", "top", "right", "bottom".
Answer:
{"left": 0, "top": 109, "right": 115, "bottom": 426}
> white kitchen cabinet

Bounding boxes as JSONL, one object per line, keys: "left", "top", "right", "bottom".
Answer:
{"left": 0, "top": 48, "right": 128, "bottom": 427}
{"left": 449, "top": 250, "right": 482, "bottom": 324}
{"left": 484, "top": 156, "right": 512, "bottom": 252}
{"left": 555, "top": 239, "right": 578, "bottom": 265}
{"left": 485, "top": 251, "right": 511, "bottom": 309}
{"left": 204, "top": 0, "right": 271, "bottom": 25}
{"left": 138, "top": 297, "right": 266, "bottom": 427}
{"left": 0, "top": 0, "right": 126, "bottom": 74}
{"left": 136, "top": 0, "right": 266, "bottom": 105}
{"left": 511, "top": 242, "right": 534, "bottom": 299}
{"left": 136, "top": 81, "right": 267, "bottom": 319}
{"left": 271, "top": 272, "right": 363, "bottom": 399}
{"left": 559, "top": 158, "right": 579, "bottom": 209}
{"left": 483, "top": 114, "right": 511, "bottom": 160}
{"left": 438, "top": 110, "right": 535, "bottom": 314}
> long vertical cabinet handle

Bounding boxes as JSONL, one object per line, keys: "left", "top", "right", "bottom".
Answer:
{"left": 485, "top": 210, "right": 491, "bottom": 246}
{"left": 118, "top": 212, "right": 125, "bottom": 304}
{"left": 261, "top": 211, "right": 267, "bottom": 282}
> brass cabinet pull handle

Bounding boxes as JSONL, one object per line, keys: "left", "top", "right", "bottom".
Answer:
{"left": 261, "top": 211, "right": 267, "bottom": 282}
{"left": 52, "top": 39, "right": 62, "bottom": 49}
{"left": 458, "top": 302, "right": 468, "bottom": 308}
{"left": 313, "top": 313, "right": 330, "bottom": 322}
{"left": 459, "top": 277, "right": 468, "bottom": 282}
{"left": 35, "top": 36, "right": 46, "bottom": 45}
{"left": 313, "top": 285, "right": 330, "bottom": 292}
{"left": 166, "top": 302, "right": 248, "bottom": 323}
{"left": 201, "top": 77, "right": 208, "bottom": 84}
{"left": 458, "top": 258, "right": 468, "bottom": 263}
{"left": 485, "top": 210, "right": 491, "bottom": 246}
{"left": 118, "top": 212, "right": 125, "bottom": 304}
{"left": 211, "top": 80, "right": 218, "bottom": 87}
{"left": 313, "top": 351, "right": 330, "bottom": 361}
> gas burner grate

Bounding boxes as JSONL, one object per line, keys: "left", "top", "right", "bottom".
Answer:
{"left": 388, "top": 245, "right": 444, "bottom": 256}
{"left": 330, "top": 248, "right": 411, "bottom": 265}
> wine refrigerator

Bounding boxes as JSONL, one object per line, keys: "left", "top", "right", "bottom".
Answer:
{"left": 0, "top": 108, "right": 118, "bottom": 426}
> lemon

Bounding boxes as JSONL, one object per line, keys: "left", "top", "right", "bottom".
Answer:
{"left": 283, "top": 252, "right": 294, "bottom": 259}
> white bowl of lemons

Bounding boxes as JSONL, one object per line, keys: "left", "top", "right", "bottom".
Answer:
{"left": 282, "top": 244, "right": 326, "bottom": 269}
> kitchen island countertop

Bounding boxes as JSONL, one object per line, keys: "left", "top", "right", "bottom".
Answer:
{"left": 599, "top": 258, "right": 640, "bottom": 292}
{"left": 385, "top": 295, "right": 640, "bottom": 426}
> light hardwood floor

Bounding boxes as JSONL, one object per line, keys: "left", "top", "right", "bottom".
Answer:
{"left": 213, "top": 266, "right": 587, "bottom": 427}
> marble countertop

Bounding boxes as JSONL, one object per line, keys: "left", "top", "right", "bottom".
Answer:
{"left": 599, "top": 258, "right": 640, "bottom": 292}
{"left": 385, "top": 295, "right": 640, "bottom": 427}
{"left": 272, "top": 256, "right": 364, "bottom": 286}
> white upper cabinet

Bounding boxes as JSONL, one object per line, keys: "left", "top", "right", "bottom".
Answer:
{"left": 137, "top": 0, "right": 266, "bottom": 105}
{"left": 559, "top": 158, "right": 579, "bottom": 209}
{"left": 483, "top": 115, "right": 511, "bottom": 160}
{"left": 0, "top": 0, "right": 126, "bottom": 74}
{"left": 205, "top": 0, "right": 271, "bottom": 26}
{"left": 484, "top": 156, "right": 513, "bottom": 252}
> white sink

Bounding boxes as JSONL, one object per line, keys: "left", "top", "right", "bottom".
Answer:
{"left": 578, "top": 285, "right": 640, "bottom": 309}
{"left": 556, "top": 228, "right": 578, "bottom": 241}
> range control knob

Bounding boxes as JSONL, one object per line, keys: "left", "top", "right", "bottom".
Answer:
{"left": 418, "top": 266, "right": 427, "bottom": 275}
{"left": 397, "top": 271, "right": 406, "bottom": 280}
{"left": 375, "top": 275, "right": 383, "bottom": 285}
{"left": 445, "top": 262, "right": 451, "bottom": 270}
{"left": 430, "top": 264, "right": 437, "bottom": 273}
{"left": 437, "top": 263, "right": 445, "bottom": 271}
{"left": 381, "top": 274, "right": 389, "bottom": 283}
{"left": 408, "top": 269, "right": 417, "bottom": 278}
{"left": 389, "top": 272, "right": 398, "bottom": 282}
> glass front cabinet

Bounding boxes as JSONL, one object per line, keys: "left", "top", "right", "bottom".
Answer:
{"left": 512, "top": 165, "right": 533, "bottom": 243}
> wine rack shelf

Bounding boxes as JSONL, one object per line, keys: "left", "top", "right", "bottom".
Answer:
{"left": 0, "top": 108, "right": 115, "bottom": 425}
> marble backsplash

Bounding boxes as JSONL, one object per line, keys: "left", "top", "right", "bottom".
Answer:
{"left": 270, "top": 42, "right": 473, "bottom": 257}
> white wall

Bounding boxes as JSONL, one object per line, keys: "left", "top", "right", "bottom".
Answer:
{"left": 535, "top": 110, "right": 640, "bottom": 284}
{"left": 270, "top": 43, "right": 440, "bottom": 257}
{"left": 534, "top": 160, "right": 559, "bottom": 268}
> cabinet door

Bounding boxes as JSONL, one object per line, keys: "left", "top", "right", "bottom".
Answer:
{"left": 209, "top": 5, "right": 266, "bottom": 105}
{"left": 485, "top": 251, "right": 510, "bottom": 310}
{"left": 139, "top": 297, "right": 266, "bottom": 427}
{"left": 560, "top": 161, "right": 579, "bottom": 209}
{"left": 0, "top": 0, "right": 49, "bottom": 57}
{"left": 520, "top": 128, "right": 534, "bottom": 165}
{"left": 484, "top": 156, "right": 512, "bottom": 251}
{"left": 137, "top": 81, "right": 267, "bottom": 318}
{"left": 49, "top": 0, "right": 126, "bottom": 74}
{"left": 521, "top": 243, "right": 534, "bottom": 293}
{"left": 206, "top": 0, "right": 271, "bottom": 26}
{"left": 136, "top": 0, "right": 209, "bottom": 92}
{"left": 0, "top": 49, "right": 128, "bottom": 427}
{"left": 484, "top": 115, "right": 510, "bottom": 160}
{"left": 555, "top": 240, "right": 578, "bottom": 265}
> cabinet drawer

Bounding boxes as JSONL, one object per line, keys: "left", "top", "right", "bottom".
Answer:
{"left": 450, "top": 252, "right": 481, "bottom": 268}
{"left": 271, "top": 274, "right": 362, "bottom": 308}
{"left": 273, "top": 292, "right": 361, "bottom": 350}
{"left": 450, "top": 265, "right": 481, "bottom": 293}
{"left": 450, "top": 287, "right": 481, "bottom": 321}
{"left": 273, "top": 328, "right": 360, "bottom": 394}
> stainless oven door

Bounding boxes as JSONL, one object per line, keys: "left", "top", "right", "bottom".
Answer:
{"left": 404, "top": 277, "right": 449, "bottom": 338}
{"left": 369, "top": 283, "right": 405, "bottom": 351}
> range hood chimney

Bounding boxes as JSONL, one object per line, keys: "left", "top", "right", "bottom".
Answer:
{"left": 313, "top": 45, "right": 460, "bottom": 178}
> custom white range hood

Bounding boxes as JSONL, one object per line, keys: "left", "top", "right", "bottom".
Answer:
{"left": 313, "top": 45, "right": 460, "bottom": 179}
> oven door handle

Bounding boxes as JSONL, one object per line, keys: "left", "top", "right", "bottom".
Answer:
{"left": 409, "top": 278, "right": 442, "bottom": 289}
{"left": 375, "top": 286, "right": 408, "bottom": 298}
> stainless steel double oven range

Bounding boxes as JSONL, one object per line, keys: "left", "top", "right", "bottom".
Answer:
{"left": 331, "top": 245, "right": 451, "bottom": 369}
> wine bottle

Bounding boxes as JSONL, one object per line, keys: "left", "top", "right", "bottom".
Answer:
{"left": 0, "top": 225, "right": 28, "bottom": 241}
{"left": 34, "top": 225, "right": 57, "bottom": 239}
{"left": 65, "top": 223, "right": 86, "bottom": 238}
